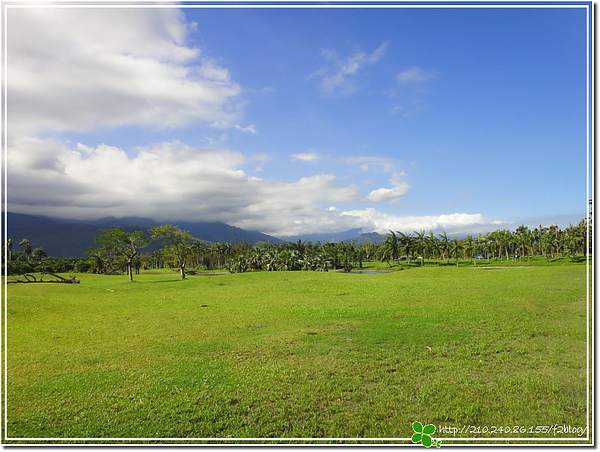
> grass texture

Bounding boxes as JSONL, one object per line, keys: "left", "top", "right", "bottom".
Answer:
{"left": 5, "top": 264, "right": 590, "bottom": 443}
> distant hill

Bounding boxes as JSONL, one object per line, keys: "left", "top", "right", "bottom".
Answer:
{"left": 280, "top": 228, "right": 365, "bottom": 244}
{"left": 93, "top": 216, "right": 159, "bottom": 228}
{"left": 174, "top": 221, "right": 281, "bottom": 245}
{"left": 5, "top": 212, "right": 282, "bottom": 257}
{"left": 344, "top": 232, "right": 384, "bottom": 244}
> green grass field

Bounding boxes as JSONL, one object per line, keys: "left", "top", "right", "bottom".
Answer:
{"left": 5, "top": 263, "right": 591, "bottom": 444}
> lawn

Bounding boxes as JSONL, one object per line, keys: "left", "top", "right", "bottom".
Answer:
{"left": 4, "top": 264, "right": 591, "bottom": 444}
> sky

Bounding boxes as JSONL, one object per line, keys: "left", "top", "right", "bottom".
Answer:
{"left": 5, "top": 2, "right": 592, "bottom": 238}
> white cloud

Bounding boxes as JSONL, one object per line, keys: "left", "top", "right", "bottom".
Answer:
{"left": 312, "top": 43, "right": 388, "bottom": 97}
{"left": 397, "top": 66, "right": 435, "bottom": 84}
{"left": 7, "top": 138, "right": 362, "bottom": 236}
{"left": 8, "top": 139, "right": 252, "bottom": 219}
{"left": 7, "top": 137, "right": 511, "bottom": 237}
{"left": 233, "top": 174, "right": 361, "bottom": 235}
{"left": 291, "top": 152, "right": 322, "bottom": 162}
{"left": 7, "top": 7, "right": 243, "bottom": 135}
{"left": 367, "top": 172, "right": 410, "bottom": 204}
{"left": 5, "top": 9, "right": 507, "bottom": 240}
{"left": 367, "top": 184, "right": 410, "bottom": 204}
{"left": 339, "top": 208, "right": 495, "bottom": 235}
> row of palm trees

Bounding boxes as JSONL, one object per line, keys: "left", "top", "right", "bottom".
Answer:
{"left": 223, "top": 241, "right": 362, "bottom": 273}
{"left": 3, "top": 238, "right": 48, "bottom": 262}
{"left": 4, "top": 219, "right": 590, "bottom": 277}
{"left": 226, "top": 220, "right": 590, "bottom": 273}
{"left": 143, "top": 240, "right": 362, "bottom": 274}
{"left": 379, "top": 220, "right": 589, "bottom": 266}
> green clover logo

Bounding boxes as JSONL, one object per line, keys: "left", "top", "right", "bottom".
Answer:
{"left": 411, "top": 421, "right": 441, "bottom": 448}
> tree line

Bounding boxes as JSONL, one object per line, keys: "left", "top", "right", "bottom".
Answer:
{"left": 222, "top": 220, "right": 589, "bottom": 273}
{"left": 3, "top": 218, "right": 590, "bottom": 280}
{"left": 378, "top": 221, "right": 589, "bottom": 267}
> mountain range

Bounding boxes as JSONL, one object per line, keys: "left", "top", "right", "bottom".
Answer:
{"left": 4, "top": 212, "right": 383, "bottom": 257}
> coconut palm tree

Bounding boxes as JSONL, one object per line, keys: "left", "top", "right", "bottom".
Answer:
{"left": 378, "top": 232, "right": 396, "bottom": 266}
{"left": 413, "top": 230, "right": 427, "bottom": 266}
{"left": 437, "top": 232, "right": 450, "bottom": 264}
{"left": 87, "top": 250, "right": 106, "bottom": 274}
{"left": 32, "top": 247, "right": 47, "bottom": 261}
{"left": 514, "top": 225, "right": 532, "bottom": 260}
{"left": 426, "top": 230, "right": 440, "bottom": 265}
{"left": 4, "top": 238, "right": 13, "bottom": 261}
{"left": 211, "top": 243, "right": 233, "bottom": 269}
{"left": 188, "top": 240, "right": 206, "bottom": 269}
{"left": 19, "top": 239, "right": 32, "bottom": 262}
{"left": 449, "top": 238, "right": 463, "bottom": 266}
{"left": 396, "top": 231, "right": 414, "bottom": 265}
{"left": 463, "top": 235, "right": 476, "bottom": 265}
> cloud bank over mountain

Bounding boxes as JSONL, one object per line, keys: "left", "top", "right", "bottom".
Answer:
{"left": 9, "top": 137, "right": 506, "bottom": 236}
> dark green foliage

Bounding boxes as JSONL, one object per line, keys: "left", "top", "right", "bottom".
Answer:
{"left": 4, "top": 219, "right": 590, "bottom": 278}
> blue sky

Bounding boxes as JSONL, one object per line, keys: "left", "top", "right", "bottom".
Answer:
{"left": 6, "top": 3, "right": 591, "bottom": 237}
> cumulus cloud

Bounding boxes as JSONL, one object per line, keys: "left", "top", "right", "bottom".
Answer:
{"left": 8, "top": 139, "right": 252, "bottom": 219}
{"left": 338, "top": 208, "right": 499, "bottom": 236}
{"left": 7, "top": 136, "right": 508, "bottom": 237}
{"left": 7, "top": 7, "right": 243, "bottom": 135}
{"left": 7, "top": 138, "right": 363, "bottom": 235}
{"left": 312, "top": 43, "right": 387, "bottom": 97}
{"left": 367, "top": 172, "right": 410, "bottom": 204}
{"left": 233, "top": 174, "right": 361, "bottom": 235}
{"left": 291, "top": 152, "right": 322, "bottom": 162}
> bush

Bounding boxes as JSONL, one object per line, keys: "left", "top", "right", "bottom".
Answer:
{"left": 5, "top": 261, "right": 34, "bottom": 276}
{"left": 74, "top": 260, "right": 91, "bottom": 273}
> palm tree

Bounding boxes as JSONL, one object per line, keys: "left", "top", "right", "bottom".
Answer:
{"left": 289, "top": 239, "right": 307, "bottom": 255}
{"left": 362, "top": 242, "right": 378, "bottom": 262}
{"left": 87, "top": 250, "right": 106, "bottom": 274}
{"left": 463, "top": 235, "right": 476, "bottom": 265}
{"left": 211, "top": 243, "right": 233, "bottom": 269}
{"left": 380, "top": 231, "right": 400, "bottom": 266}
{"left": 396, "top": 231, "right": 414, "bottom": 265}
{"left": 534, "top": 225, "right": 548, "bottom": 258}
{"left": 563, "top": 224, "right": 580, "bottom": 260}
{"left": 32, "top": 247, "right": 47, "bottom": 261}
{"left": 188, "top": 240, "right": 206, "bottom": 269}
{"left": 413, "top": 230, "right": 427, "bottom": 266}
{"left": 427, "top": 230, "right": 440, "bottom": 265}
{"left": 514, "top": 225, "right": 532, "bottom": 261}
{"left": 4, "top": 238, "right": 13, "bottom": 261}
{"left": 19, "top": 239, "right": 32, "bottom": 262}
{"left": 475, "top": 233, "right": 490, "bottom": 261}
{"left": 437, "top": 232, "right": 450, "bottom": 264}
{"left": 450, "top": 238, "right": 463, "bottom": 266}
